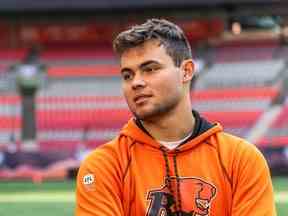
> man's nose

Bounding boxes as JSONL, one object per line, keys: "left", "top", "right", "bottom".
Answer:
{"left": 132, "top": 73, "right": 146, "bottom": 90}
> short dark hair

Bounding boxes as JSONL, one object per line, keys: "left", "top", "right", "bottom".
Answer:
{"left": 113, "top": 18, "right": 192, "bottom": 67}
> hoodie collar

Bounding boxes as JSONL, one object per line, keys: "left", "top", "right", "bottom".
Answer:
{"left": 120, "top": 111, "right": 223, "bottom": 152}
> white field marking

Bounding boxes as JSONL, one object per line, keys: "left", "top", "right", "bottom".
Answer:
{"left": 0, "top": 191, "right": 75, "bottom": 202}
{"left": 274, "top": 191, "right": 288, "bottom": 204}
{"left": 0, "top": 191, "right": 287, "bottom": 203}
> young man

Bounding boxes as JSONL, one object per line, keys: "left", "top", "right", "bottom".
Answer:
{"left": 76, "top": 19, "right": 276, "bottom": 216}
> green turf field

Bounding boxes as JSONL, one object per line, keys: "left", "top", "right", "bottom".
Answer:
{"left": 273, "top": 177, "right": 288, "bottom": 215}
{"left": 0, "top": 177, "right": 286, "bottom": 216}
{"left": 0, "top": 181, "right": 75, "bottom": 216}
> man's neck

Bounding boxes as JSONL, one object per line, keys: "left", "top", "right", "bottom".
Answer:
{"left": 141, "top": 106, "right": 195, "bottom": 142}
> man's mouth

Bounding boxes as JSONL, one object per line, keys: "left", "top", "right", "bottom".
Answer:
{"left": 134, "top": 95, "right": 152, "bottom": 104}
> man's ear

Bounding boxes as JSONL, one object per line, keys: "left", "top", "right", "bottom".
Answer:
{"left": 181, "top": 59, "right": 194, "bottom": 82}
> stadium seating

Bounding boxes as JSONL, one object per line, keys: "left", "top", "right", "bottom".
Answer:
{"left": 191, "top": 86, "right": 279, "bottom": 112}
{"left": 202, "top": 110, "right": 263, "bottom": 137}
{"left": 40, "top": 46, "right": 115, "bottom": 61}
{"left": 191, "top": 86, "right": 279, "bottom": 138}
{"left": 0, "top": 64, "right": 8, "bottom": 72}
{"left": 47, "top": 64, "right": 119, "bottom": 78}
{"left": 38, "top": 78, "right": 122, "bottom": 96}
{"left": 194, "top": 59, "right": 284, "bottom": 89}
{"left": 0, "top": 95, "right": 131, "bottom": 152}
{"left": 40, "top": 46, "right": 117, "bottom": 76}
{"left": 259, "top": 102, "right": 288, "bottom": 147}
{"left": 0, "top": 85, "right": 280, "bottom": 151}
{"left": 0, "top": 48, "right": 28, "bottom": 61}
{"left": 212, "top": 44, "right": 279, "bottom": 63}
{"left": 0, "top": 42, "right": 286, "bottom": 175}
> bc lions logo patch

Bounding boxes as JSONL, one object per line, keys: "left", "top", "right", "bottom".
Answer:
{"left": 146, "top": 177, "right": 217, "bottom": 216}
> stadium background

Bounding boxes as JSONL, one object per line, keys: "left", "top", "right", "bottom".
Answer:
{"left": 0, "top": 0, "right": 287, "bottom": 215}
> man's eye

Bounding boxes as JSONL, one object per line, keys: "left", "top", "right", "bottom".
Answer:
{"left": 122, "top": 73, "right": 132, "bottom": 80}
{"left": 143, "top": 66, "right": 157, "bottom": 73}
{"left": 143, "top": 67, "right": 153, "bottom": 72}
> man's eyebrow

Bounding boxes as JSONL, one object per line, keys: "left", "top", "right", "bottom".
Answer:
{"left": 139, "top": 60, "right": 161, "bottom": 69}
{"left": 120, "top": 67, "right": 133, "bottom": 74}
{"left": 120, "top": 60, "right": 161, "bottom": 74}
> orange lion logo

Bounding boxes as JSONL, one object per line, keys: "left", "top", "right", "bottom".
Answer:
{"left": 146, "top": 177, "right": 217, "bottom": 216}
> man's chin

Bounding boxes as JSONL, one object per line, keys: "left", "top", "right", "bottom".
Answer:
{"left": 133, "top": 110, "right": 153, "bottom": 121}
{"left": 134, "top": 113, "right": 151, "bottom": 121}
{"left": 133, "top": 109, "right": 162, "bottom": 121}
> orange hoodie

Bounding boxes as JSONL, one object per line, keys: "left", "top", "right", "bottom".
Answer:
{"left": 76, "top": 117, "right": 276, "bottom": 216}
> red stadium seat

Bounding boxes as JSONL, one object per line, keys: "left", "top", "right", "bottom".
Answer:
{"left": 40, "top": 47, "right": 115, "bottom": 60}
{"left": 47, "top": 64, "right": 120, "bottom": 78}
{"left": 0, "top": 48, "right": 28, "bottom": 60}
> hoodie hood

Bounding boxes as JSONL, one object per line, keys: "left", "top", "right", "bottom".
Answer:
{"left": 120, "top": 111, "right": 223, "bottom": 153}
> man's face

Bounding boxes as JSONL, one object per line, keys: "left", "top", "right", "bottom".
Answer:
{"left": 120, "top": 39, "right": 185, "bottom": 121}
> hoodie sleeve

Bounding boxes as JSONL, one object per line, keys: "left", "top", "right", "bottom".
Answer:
{"left": 231, "top": 141, "right": 276, "bottom": 216}
{"left": 75, "top": 145, "right": 124, "bottom": 216}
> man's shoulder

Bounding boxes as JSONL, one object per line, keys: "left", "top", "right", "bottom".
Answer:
{"left": 214, "top": 131, "right": 269, "bottom": 183}
{"left": 217, "top": 131, "right": 254, "bottom": 149}
{"left": 84, "top": 137, "right": 120, "bottom": 159}
{"left": 217, "top": 131, "right": 266, "bottom": 164}
{"left": 81, "top": 135, "right": 132, "bottom": 168}
{"left": 76, "top": 136, "right": 131, "bottom": 190}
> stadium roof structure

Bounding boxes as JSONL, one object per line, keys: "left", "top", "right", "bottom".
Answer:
{"left": 0, "top": 0, "right": 286, "bottom": 11}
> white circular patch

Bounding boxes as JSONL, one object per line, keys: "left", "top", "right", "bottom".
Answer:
{"left": 83, "top": 174, "right": 94, "bottom": 185}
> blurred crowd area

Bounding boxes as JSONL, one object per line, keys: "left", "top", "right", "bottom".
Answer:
{"left": 0, "top": 5, "right": 288, "bottom": 182}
